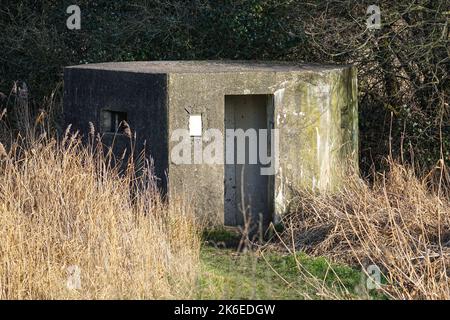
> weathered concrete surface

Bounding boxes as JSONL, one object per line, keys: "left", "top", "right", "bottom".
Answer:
{"left": 63, "top": 61, "right": 358, "bottom": 225}
{"left": 64, "top": 68, "right": 169, "bottom": 191}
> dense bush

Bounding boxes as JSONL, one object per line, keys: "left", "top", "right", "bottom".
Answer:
{"left": 0, "top": 0, "right": 448, "bottom": 172}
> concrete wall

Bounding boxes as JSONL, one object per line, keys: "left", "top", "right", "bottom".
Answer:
{"left": 167, "top": 66, "right": 358, "bottom": 224}
{"left": 63, "top": 68, "right": 169, "bottom": 191}
{"left": 63, "top": 62, "right": 358, "bottom": 225}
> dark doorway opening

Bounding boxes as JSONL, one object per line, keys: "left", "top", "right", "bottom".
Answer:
{"left": 224, "top": 94, "right": 274, "bottom": 233}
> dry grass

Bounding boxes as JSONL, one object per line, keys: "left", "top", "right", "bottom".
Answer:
{"left": 282, "top": 159, "right": 450, "bottom": 299}
{"left": 3, "top": 81, "right": 449, "bottom": 300}
{"left": 0, "top": 132, "right": 200, "bottom": 299}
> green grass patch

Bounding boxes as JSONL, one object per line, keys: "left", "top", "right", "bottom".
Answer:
{"left": 196, "top": 246, "right": 384, "bottom": 299}
{"left": 202, "top": 227, "right": 241, "bottom": 247}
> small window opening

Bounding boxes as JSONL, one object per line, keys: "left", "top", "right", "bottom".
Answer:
{"left": 101, "top": 110, "right": 127, "bottom": 133}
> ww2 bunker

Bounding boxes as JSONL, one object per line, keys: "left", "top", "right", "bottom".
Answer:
{"left": 64, "top": 61, "right": 358, "bottom": 230}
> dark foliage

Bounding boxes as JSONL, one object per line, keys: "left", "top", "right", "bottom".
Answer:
{"left": 0, "top": 0, "right": 448, "bottom": 173}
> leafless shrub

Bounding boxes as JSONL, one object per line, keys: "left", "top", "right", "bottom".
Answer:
{"left": 282, "top": 158, "right": 450, "bottom": 299}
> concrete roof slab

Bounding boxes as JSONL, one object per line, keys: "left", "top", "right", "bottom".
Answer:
{"left": 66, "top": 60, "right": 349, "bottom": 74}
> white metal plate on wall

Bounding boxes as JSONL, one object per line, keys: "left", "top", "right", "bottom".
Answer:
{"left": 189, "top": 115, "right": 202, "bottom": 136}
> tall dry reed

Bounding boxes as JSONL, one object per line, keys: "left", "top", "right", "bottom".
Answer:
{"left": 282, "top": 159, "right": 450, "bottom": 299}
{"left": 0, "top": 131, "right": 200, "bottom": 299}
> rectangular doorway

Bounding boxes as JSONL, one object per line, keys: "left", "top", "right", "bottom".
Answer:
{"left": 224, "top": 94, "right": 274, "bottom": 231}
